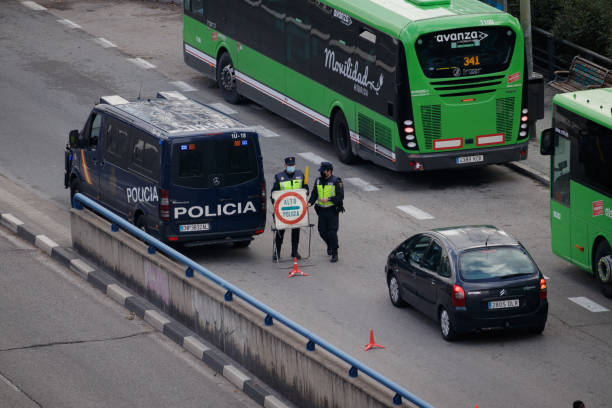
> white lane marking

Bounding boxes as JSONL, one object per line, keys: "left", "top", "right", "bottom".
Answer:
{"left": 21, "top": 1, "right": 47, "bottom": 11}
{"left": 128, "top": 58, "right": 156, "bottom": 69}
{"left": 397, "top": 205, "right": 435, "bottom": 220}
{"left": 93, "top": 37, "right": 117, "bottom": 48}
{"left": 252, "top": 125, "right": 279, "bottom": 138}
{"left": 568, "top": 297, "right": 610, "bottom": 313}
{"left": 57, "top": 19, "right": 82, "bottom": 29}
{"left": 209, "top": 102, "right": 237, "bottom": 115}
{"left": 170, "top": 81, "right": 196, "bottom": 92}
{"left": 345, "top": 177, "right": 380, "bottom": 192}
{"left": 299, "top": 152, "right": 328, "bottom": 165}
{"left": 158, "top": 91, "right": 186, "bottom": 100}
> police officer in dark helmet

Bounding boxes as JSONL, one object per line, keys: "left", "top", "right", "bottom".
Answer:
{"left": 308, "top": 161, "right": 344, "bottom": 262}
{"left": 271, "top": 156, "right": 308, "bottom": 261}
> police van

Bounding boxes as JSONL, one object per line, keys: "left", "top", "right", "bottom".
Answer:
{"left": 64, "top": 91, "right": 266, "bottom": 247}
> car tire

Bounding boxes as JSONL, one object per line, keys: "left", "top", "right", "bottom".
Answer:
{"left": 233, "top": 240, "right": 251, "bottom": 248}
{"left": 594, "top": 241, "right": 612, "bottom": 298}
{"left": 70, "top": 179, "right": 80, "bottom": 208}
{"left": 528, "top": 324, "right": 545, "bottom": 335}
{"left": 216, "top": 52, "right": 241, "bottom": 104}
{"left": 332, "top": 111, "right": 355, "bottom": 164}
{"left": 387, "top": 272, "right": 407, "bottom": 308}
{"left": 439, "top": 307, "right": 457, "bottom": 341}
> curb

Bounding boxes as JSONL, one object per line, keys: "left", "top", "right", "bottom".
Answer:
{"left": 0, "top": 212, "right": 290, "bottom": 408}
{"left": 504, "top": 161, "right": 550, "bottom": 187}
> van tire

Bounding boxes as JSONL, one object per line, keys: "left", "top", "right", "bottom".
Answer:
{"left": 217, "top": 52, "right": 241, "bottom": 104}
{"left": 332, "top": 111, "right": 355, "bottom": 164}
{"left": 233, "top": 240, "right": 251, "bottom": 248}
{"left": 70, "top": 179, "right": 80, "bottom": 208}
{"left": 594, "top": 241, "right": 612, "bottom": 298}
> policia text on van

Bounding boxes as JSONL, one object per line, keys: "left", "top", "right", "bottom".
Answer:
{"left": 64, "top": 92, "right": 266, "bottom": 247}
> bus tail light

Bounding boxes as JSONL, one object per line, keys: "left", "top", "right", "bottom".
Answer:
{"left": 539, "top": 278, "right": 547, "bottom": 300}
{"left": 160, "top": 189, "right": 170, "bottom": 221}
{"left": 452, "top": 284, "right": 466, "bottom": 307}
{"left": 518, "top": 107, "right": 530, "bottom": 140}
{"left": 401, "top": 119, "right": 418, "bottom": 150}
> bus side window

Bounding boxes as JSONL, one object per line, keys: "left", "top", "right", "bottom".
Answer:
{"left": 286, "top": 1, "right": 312, "bottom": 72}
{"left": 551, "top": 134, "right": 570, "bottom": 206}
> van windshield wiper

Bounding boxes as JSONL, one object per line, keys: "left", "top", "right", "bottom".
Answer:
{"left": 500, "top": 272, "right": 533, "bottom": 279}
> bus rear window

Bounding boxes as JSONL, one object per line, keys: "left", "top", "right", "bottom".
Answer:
{"left": 415, "top": 26, "right": 516, "bottom": 79}
{"left": 171, "top": 134, "right": 258, "bottom": 188}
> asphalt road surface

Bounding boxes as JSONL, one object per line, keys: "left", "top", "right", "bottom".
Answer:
{"left": 1, "top": 1, "right": 611, "bottom": 407}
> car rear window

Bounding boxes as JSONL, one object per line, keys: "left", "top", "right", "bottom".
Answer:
{"left": 171, "top": 133, "right": 258, "bottom": 188}
{"left": 459, "top": 246, "right": 537, "bottom": 281}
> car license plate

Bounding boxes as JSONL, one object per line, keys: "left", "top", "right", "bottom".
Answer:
{"left": 456, "top": 155, "right": 484, "bottom": 164}
{"left": 488, "top": 299, "right": 519, "bottom": 309}
{"left": 179, "top": 223, "right": 209, "bottom": 232}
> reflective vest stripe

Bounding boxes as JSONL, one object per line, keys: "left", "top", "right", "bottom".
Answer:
{"left": 316, "top": 183, "right": 335, "bottom": 207}
{"left": 280, "top": 179, "right": 303, "bottom": 190}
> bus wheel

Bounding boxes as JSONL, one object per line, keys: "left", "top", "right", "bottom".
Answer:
{"left": 70, "top": 179, "right": 80, "bottom": 208}
{"left": 216, "top": 53, "right": 241, "bottom": 104}
{"left": 332, "top": 112, "right": 355, "bottom": 164}
{"left": 594, "top": 241, "right": 612, "bottom": 298}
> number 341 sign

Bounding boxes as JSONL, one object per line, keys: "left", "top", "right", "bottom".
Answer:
{"left": 271, "top": 189, "right": 309, "bottom": 230}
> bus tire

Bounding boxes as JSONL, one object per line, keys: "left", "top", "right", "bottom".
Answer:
{"left": 70, "top": 179, "right": 80, "bottom": 208}
{"left": 216, "top": 52, "right": 241, "bottom": 104}
{"left": 332, "top": 111, "right": 355, "bottom": 164}
{"left": 594, "top": 241, "right": 612, "bottom": 298}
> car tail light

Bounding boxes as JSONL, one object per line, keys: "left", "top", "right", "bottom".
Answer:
{"left": 539, "top": 278, "right": 547, "bottom": 300}
{"left": 160, "top": 189, "right": 170, "bottom": 221}
{"left": 452, "top": 284, "right": 466, "bottom": 307}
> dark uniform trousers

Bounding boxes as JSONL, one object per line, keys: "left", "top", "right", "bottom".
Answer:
{"left": 274, "top": 227, "right": 300, "bottom": 255}
{"left": 316, "top": 207, "right": 339, "bottom": 251}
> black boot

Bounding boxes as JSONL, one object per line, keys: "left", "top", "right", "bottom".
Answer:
{"left": 330, "top": 250, "right": 338, "bottom": 263}
{"left": 291, "top": 248, "right": 301, "bottom": 260}
{"left": 327, "top": 248, "right": 332, "bottom": 256}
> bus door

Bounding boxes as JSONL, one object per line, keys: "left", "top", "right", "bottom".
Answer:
{"left": 550, "top": 131, "right": 571, "bottom": 260}
{"left": 78, "top": 112, "right": 103, "bottom": 200}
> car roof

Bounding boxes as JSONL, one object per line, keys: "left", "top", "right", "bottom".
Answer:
{"left": 431, "top": 225, "right": 518, "bottom": 251}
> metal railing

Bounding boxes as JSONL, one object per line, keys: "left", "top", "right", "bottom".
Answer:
{"left": 73, "top": 193, "right": 434, "bottom": 408}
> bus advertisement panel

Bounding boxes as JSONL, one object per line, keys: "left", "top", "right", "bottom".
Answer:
{"left": 183, "top": 0, "right": 530, "bottom": 172}
{"left": 541, "top": 88, "right": 612, "bottom": 297}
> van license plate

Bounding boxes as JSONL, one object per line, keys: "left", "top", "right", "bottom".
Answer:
{"left": 179, "top": 223, "right": 210, "bottom": 232}
{"left": 488, "top": 299, "right": 519, "bottom": 309}
{"left": 457, "top": 155, "right": 484, "bottom": 164}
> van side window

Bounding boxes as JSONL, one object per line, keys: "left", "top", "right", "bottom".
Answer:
{"left": 104, "top": 117, "right": 131, "bottom": 168}
{"left": 82, "top": 112, "right": 101, "bottom": 148}
{"left": 129, "top": 130, "right": 160, "bottom": 180}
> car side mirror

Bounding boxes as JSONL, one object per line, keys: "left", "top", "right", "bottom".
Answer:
{"left": 396, "top": 251, "right": 405, "bottom": 261}
{"left": 69, "top": 129, "right": 79, "bottom": 148}
{"left": 540, "top": 128, "right": 554, "bottom": 156}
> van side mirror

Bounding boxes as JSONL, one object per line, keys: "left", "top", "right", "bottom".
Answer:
{"left": 540, "top": 128, "right": 554, "bottom": 156}
{"left": 69, "top": 129, "right": 79, "bottom": 148}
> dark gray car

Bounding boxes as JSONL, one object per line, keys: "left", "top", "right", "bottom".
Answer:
{"left": 385, "top": 225, "right": 548, "bottom": 341}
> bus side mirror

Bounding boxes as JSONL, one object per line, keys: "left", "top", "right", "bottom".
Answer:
{"left": 69, "top": 129, "right": 79, "bottom": 148}
{"left": 540, "top": 128, "right": 554, "bottom": 156}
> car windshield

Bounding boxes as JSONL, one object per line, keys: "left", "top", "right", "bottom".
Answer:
{"left": 459, "top": 246, "right": 537, "bottom": 281}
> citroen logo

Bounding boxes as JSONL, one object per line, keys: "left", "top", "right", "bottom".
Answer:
{"left": 500, "top": 289, "right": 506, "bottom": 296}
{"left": 212, "top": 176, "right": 221, "bottom": 186}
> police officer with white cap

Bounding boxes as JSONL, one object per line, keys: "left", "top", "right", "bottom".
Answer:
{"left": 308, "top": 161, "right": 344, "bottom": 262}
{"left": 271, "top": 156, "right": 308, "bottom": 261}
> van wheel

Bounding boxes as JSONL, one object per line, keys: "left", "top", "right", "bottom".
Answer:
{"left": 332, "top": 111, "right": 355, "bottom": 164}
{"left": 70, "top": 179, "right": 80, "bottom": 208}
{"left": 216, "top": 52, "right": 241, "bottom": 104}
{"left": 439, "top": 307, "right": 457, "bottom": 341}
{"left": 233, "top": 240, "right": 251, "bottom": 248}
{"left": 594, "top": 241, "right": 612, "bottom": 298}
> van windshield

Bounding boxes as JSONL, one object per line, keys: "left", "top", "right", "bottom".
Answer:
{"left": 171, "top": 134, "right": 258, "bottom": 188}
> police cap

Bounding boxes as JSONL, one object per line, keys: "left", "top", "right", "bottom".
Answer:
{"left": 284, "top": 156, "right": 295, "bottom": 165}
{"left": 318, "top": 161, "right": 333, "bottom": 172}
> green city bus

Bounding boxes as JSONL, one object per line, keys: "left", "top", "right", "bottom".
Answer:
{"left": 541, "top": 88, "right": 612, "bottom": 297}
{"left": 183, "top": 0, "right": 531, "bottom": 172}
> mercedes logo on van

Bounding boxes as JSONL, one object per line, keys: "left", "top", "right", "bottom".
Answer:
{"left": 212, "top": 176, "right": 221, "bottom": 186}
{"left": 500, "top": 289, "right": 506, "bottom": 296}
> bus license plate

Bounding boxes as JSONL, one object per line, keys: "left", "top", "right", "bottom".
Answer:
{"left": 457, "top": 155, "right": 484, "bottom": 164}
{"left": 488, "top": 299, "right": 519, "bottom": 309}
{"left": 179, "top": 223, "right": 210, "bottom": 232}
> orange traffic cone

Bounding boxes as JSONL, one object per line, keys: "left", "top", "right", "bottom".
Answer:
{"left": 288, "top": 257, "right": 309, "bottom": 278}
{"left": 364, "top": 329, "right": 385, "bottom": 351}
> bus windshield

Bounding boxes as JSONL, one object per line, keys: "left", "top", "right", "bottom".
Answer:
{"left": 415, "top": 26, "right": 516, "bottom": 79}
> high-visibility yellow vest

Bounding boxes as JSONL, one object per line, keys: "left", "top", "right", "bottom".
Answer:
{"left": 280, "top": 178, "right": 303, "bottom": 190}
{"left": 316, "top": 182, "right": 335, "bottom": 207}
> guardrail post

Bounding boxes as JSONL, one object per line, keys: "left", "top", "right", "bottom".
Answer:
{"left": 393, "top": 393, "right": 402, "bottom": 405}
{"left": 111, "top": 223, "right": 119, "bottom": 232}
{"left": 148, "top": 245, "right": 156, "bottom": 254}
{"left": 264, "top": 314, "right": 273, "bottom": 326}
{"left": 349, "top": 366, "right": 358, "bottom": 378}
{"left": 224, "top": 290, "right": 233, "bottom": 301}
{"left": 185, "top": 267, "right": 194, "bottom": 278}
{"left": 306, "top": 340, "right": 315, "bottom": 351}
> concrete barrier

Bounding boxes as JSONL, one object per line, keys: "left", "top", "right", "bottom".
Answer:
{"left": 71, "top": 208, "right": 414, "bottom": 408}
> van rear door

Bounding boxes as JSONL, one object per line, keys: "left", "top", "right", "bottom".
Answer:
{"left": 168, "top": 132, "right": 264, "bottom": 240}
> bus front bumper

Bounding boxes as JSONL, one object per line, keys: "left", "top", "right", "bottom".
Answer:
{"left": 395, "top": 142, "right": 529, "bottom": 172}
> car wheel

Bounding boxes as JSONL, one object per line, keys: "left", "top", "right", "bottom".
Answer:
{"left": 594, "top": 241, "right": 612, "bottom": 298}
{"left": 528, "top": 324, "right": 545, "bottom": 335}
{"left": 387, "top": 272, "right": 407, "bottom": 307}
{"left": 70, "top": 179, "right": 80, "bottom": 208}
{"left": 439, "top": 307, "right": 457, "bottom": 341}
{"left": 332, "top": 111, "right": 355, "bottom": 164}
{"left": 216, "top": 52, "right": 241, "bottom": 104}
{"left": 233, "top": 240, "right": 251, "bottom": 248}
